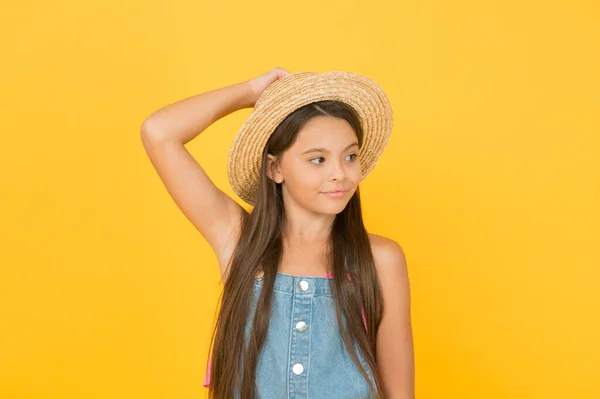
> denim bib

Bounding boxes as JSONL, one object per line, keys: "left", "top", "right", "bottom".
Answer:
{"left": 205, "top": 270, "right": 374, "bottom": 398}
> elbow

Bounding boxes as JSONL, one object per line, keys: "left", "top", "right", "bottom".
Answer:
{"left": 140, "top": 118, "right": 166, "bottom": 145}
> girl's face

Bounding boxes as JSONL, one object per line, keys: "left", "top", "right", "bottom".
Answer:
{"left": 266, "top": 115, "right": 361, "bottom": 215}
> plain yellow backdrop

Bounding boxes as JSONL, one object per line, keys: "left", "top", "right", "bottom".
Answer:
{"left": 1, "top": 0, "right": 598, "bottom": 398}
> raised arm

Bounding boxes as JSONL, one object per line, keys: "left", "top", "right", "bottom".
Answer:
{"left": 140, "top": 80, "right": 254, "bottom": 280}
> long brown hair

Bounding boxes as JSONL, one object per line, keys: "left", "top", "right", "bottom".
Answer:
{"left": 207, "top": 100, "right": 384, "bottom": 398}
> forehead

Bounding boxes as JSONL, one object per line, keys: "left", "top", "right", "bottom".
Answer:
{"left": 291, "top": 116, "right": 357, "bottom": 151}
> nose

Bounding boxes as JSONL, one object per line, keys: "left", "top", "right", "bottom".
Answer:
{"left": 329, "top": 159, "right": 347, "bottom": 181}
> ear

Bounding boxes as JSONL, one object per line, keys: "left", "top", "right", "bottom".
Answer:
{"left": 266, "top": 154, "right": 284, "bottom": 184}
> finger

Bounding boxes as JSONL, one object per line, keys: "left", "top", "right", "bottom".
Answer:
{"left": 277, "top": 69, "right": 291, "bottom": 78}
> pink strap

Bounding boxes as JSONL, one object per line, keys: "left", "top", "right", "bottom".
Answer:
{"left": 202, "top": 272, "right": 367, "bottom": 388}
{"left": 202, "top": 355, "right": 212, "bottom": 387}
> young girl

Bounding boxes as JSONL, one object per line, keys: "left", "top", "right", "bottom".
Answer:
{"left": 141, "top": 68, "right": 414, "bottom": 399}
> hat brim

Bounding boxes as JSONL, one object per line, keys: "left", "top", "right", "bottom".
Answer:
{"left": 227, "top": 71, "right": 394, "bottom": 206}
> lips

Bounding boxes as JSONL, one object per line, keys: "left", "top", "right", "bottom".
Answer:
{"left": 321, "top": 189, "right": 348, "bottom": 198}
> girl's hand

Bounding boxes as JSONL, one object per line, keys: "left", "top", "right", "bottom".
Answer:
{"left": 246, "top": 67, "right": 292, "bottom": 107}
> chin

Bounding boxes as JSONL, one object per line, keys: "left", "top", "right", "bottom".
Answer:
{"left": 319, "top": 200, "right": 350, "bottom": 215}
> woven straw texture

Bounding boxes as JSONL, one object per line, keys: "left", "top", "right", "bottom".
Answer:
{"left": 227, "top": 71, "right": 394, "bottom": 205}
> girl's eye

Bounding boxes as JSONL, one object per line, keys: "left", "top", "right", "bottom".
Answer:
{"left": 309, "top": 154, "right": 357, "bottom": 164}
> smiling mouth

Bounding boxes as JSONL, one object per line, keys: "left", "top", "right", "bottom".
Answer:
{"left": 322, "top": 190, "right": 348, "bottom": 198}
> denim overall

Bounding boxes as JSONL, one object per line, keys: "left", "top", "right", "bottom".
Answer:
{"left": 228, "top": 270, "right": 375, "bottom": 398}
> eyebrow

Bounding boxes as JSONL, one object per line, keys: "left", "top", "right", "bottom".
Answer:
{"left": 301, "top": 142, "right": 359, "bottom": 155}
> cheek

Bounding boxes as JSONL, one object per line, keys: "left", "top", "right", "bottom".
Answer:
{"left": 349, "top": 163, "right": 362, "bottom": 184}
{"left": 287, "top": 165, "right": 322, "bottom": 190}
{"left": 299, "top": 170, "right": 324, "bottom": 190}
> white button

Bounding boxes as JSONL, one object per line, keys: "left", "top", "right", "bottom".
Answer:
{"left": 292, "top": 363, "right": 304, "bottom": 375}
{"left": 298, "top": 280, "right": 309, "bottom": 291}
{"left": 255, "top": 270, "right": 264, "bottom": 280}
{"left": 296, "top": 321, "right": 307, "bottom": 332}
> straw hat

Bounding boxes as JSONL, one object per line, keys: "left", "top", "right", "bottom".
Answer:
{"left": 227, "top": 71, "right": 394, "bottom": 206}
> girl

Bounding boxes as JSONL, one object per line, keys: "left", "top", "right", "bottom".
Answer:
{"left": 141, "top": 68, "right": 414, "bottom": 398}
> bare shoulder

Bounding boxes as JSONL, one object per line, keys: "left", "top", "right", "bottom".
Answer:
{"left": 366, "top": 232, "right": 411, "bottom": 302}
{"left": 367, "top": 233, "right": 408, "bottom": 276}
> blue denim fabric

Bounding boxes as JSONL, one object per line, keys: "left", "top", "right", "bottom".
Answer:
{"left": 233, "top": 271, "right": 375, "bottom": 399}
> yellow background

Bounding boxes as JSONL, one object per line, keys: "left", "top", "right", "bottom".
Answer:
{"left": 1, "top": 0, "right": 598, "bottom": 398}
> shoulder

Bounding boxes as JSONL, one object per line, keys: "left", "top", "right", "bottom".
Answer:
{"left": 367, "top": 233, "right": 407, "bottom": 273}
{"left": 366, "top": 233, "right": 410, "bottom": 299}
